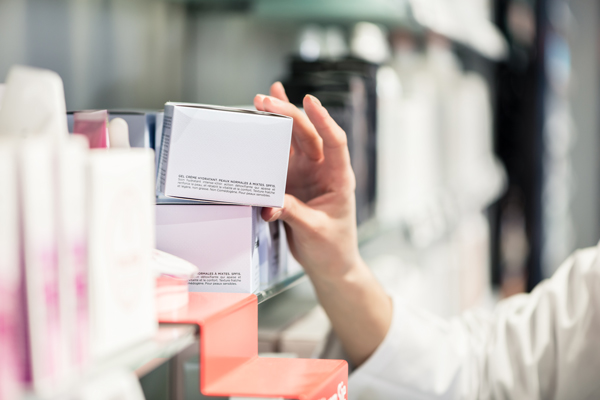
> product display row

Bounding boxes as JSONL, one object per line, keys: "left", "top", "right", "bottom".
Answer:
{"left": 0, "top": 66, "right": 158, "bottom": 400}
{"left": 0, "top": 65, "right": 299, "bottom": 400}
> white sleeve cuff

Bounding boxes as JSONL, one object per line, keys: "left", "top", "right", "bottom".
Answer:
{"left": 349, "top": 296, "right": 463, "bottom": 398}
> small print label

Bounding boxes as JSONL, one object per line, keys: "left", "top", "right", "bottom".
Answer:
{"left": 189, "top": 272, "right": 242, "bottom": 287}
{"left": 176, "top": 175, "right": 276, "bottom": 198}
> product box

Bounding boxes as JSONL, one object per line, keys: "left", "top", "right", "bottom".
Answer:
{"left": 157, "top": 103, "right": 293, "bottom": 208}
{"left": 108, "top": 111, "right": 156, "bottom": 149}
{"left": 56, "top": 136, "right": 89, "bottom": 374}
{"left": 268, "top": 220, "right": 288, "bottom": 284}
{"left": 73, "top": 110, "right": 109, "bottom": 149}
{"left": 19, "top": 137, "right": 65, "bottom": 395}
{"left": 87, "top": 149, "right": 157, "bottom": 361}
{"left": 154, "top": 111, "right": 164, "bottom": 174}
{"left": 0, "top": 139, "right": 22, "bottom": 400}
{"left": 69, "top": 110, "right": 157, "bottom": 150}
{"left": 155, "top": 204, "right": 265, "bottom": 294}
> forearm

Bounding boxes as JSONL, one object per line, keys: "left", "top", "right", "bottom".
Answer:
{"left": 309, "top": 258, "right": 392, "bottom": 367}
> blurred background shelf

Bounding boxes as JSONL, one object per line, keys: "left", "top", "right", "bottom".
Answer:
{"left": 164, "top": 0, "right": 507, "bottom": 60}
{"left": 24, "top": 324, "right": 197, "bottom": 400}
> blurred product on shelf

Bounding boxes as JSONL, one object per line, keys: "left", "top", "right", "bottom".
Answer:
{"left": 282, "top": 56, "right": 379, "bottom": 225}
{"left": 152, "top": 249, "right": 198, "bottom": 313}
{"left": 0, "top": 65, "right": 78, "bottom": 395}
{"left": 107, "top": 112, "right": 156, "bottom": 149}
{"left": 107, "top": 118, "right": 131, "bottom": 149}
{"left": 157, "top": 103, "right": 293, "bottom": 208}
{"left": 267, "top": 220, "right": 288, "bottom": 285}
{"left": 56, "top": 136, "right": 90, "bottom": 380}
{"left": 73, "top": 110, "right": 110, "bottom": 149}
{"left": 154, "top": 111, "right": 164, "bottom": 173}
{"left": 70, "top": 110, "right": 158, "bottom": 150}
{"left": 151, "top": 248, "right": 199, "bottom": 279}
{"left": 0, "top": 140, "right": 22, "bottom": 400}
{"left": 285, "top": 25, "right": 505, "bottom": 319}
{"left": 87, "top": 149, "right": 157, "bottom": 361}
{"left": 0, "top": 65, "right": 159, "bottom": 397}
{"left": 156, "top": 205, "right": 288, "bottom": 294}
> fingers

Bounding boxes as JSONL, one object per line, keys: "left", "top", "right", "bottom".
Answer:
{"left": 270, "top": 81, "right": 290, "bottom": 102}
{"left": 256, "top": 94, "right": 323, "bottom": 161}
{"left": 303, "top": 94, "right": 351, "bottom": 168}
{"left": 254, "top": 94, "right": 266, "bottom": 111}
{"left": 261, "top": 194, "right": 314, "bottom": 230}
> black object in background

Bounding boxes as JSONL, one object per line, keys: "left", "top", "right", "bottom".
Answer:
{"left": 492, "top": 0, "right": 546, "bottom": 292}
{"left": 281, "top": 57, "right": 378, "bottom": 226}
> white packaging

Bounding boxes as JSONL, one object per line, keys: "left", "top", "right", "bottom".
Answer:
{"left": 0, "top": 65, "right": 74, "bottom": 395}
{"left": 267, "top": 220, "right": 288, "bottom": 285}
{"left": 157, "top": 103, "right": 292, "bottom": 207}
{"left": 0, "top": 139, "right": 22, "bottom": 400}
{"left": 19, "top": 137, "right": 64, "bottom": 395}
{"left": 258, "top": 216, "right": 271, "bottom": 288}
{"left": 156, "top": 204, "right": 262, "bottom": 294}
{"left": 108, "top": 111, "right": 157, "bottom": 149}
{"left": 154, "top": 111, "right": 164, "bottom": 175}
{"left": 87, "top": 149, "right": 157, "bottom": 361}
{"left": 56, "top": 135, "right": 89, "bottom": 376}
{"left": 0, "top": 66, "right": 68, "bottom": 140}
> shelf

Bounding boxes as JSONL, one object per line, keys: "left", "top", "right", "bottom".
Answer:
{"left": 24, "top": 325, "right": 197, "bottom": 399}
{"left": 253, "top": 0, "right": 507, "bottom": 60}
{"left": 254, "top": 0, "right": 414, "bottom": 28}
{"left": 103, "top": 324, "right": 197, "bottom": 377}
{"left": 256, "top": 270, "right": 307, "bottom": 304}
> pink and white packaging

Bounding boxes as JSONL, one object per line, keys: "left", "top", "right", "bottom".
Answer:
{"left": 73, "top": 110, "right": 109, "bottom": 149}
{"left": 0, "top": 139, "right": 23, "bottom": 400}
{"left": 0, "top": 65, "right": 75, "bottom": 395}
{"left": 156, "top": 204, "right": 263, "bottom": 294}
{"left": 56, "top": 136, "right": 90, "bottom": 376}
{"left": 157, "top": 103, "right": 292, "bottom": 208}
{"left": 19, "top": 137, "right": 64, "bottom": 395}
{"left": 87, "top": 149, "right": 157, "bottom": 361}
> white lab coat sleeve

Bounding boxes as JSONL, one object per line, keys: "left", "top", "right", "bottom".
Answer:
{"left": 349, "top": 246, "right": 600, "bottom": 400}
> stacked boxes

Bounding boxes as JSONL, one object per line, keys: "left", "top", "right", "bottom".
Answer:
{"left": 155, "top": 103, "right": 293, "bottom": 294}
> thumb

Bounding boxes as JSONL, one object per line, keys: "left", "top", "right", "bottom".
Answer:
{"left": 261, "top": 194, "right": 314, "bottom": 230}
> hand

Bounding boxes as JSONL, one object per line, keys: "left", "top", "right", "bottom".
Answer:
{"left": 254, "top": 83, "right": 392, "bottom": 367}
{"left": 254, "top": 82, "right": 360, "bottom": 281}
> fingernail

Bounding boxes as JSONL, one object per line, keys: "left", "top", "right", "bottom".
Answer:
{"left": 307, "top": 94, "right": 321, "bottom": 106}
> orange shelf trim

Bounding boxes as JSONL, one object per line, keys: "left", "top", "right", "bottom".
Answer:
{"left": 158, "top": 292, "right": 348, "bottom": 400}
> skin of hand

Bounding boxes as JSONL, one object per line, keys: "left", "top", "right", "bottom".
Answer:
{"left": 254, "top": 82, "right": 392, "bottom": 366}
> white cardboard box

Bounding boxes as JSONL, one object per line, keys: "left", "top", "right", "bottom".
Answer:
{"left": 156, "top": 204, "right": 265, "bottom": 294}
{"left": 0, "top": 139, "right": 22, "bottom": 400}
{"left": 56, "top": 136, "right": 89, "bottom": 376}
{"left": 87, "top": 149, "right": 157, "bottom": 361}
{"left": 157, "top": 103, "right": 292, "bottom": 208}
{"left": 19, "top": 137, "right": 65, "bottom": 395}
